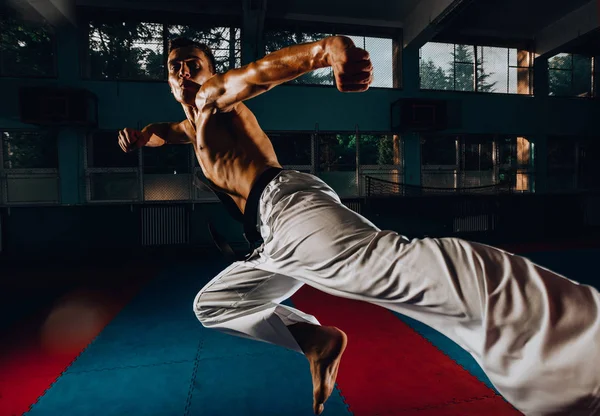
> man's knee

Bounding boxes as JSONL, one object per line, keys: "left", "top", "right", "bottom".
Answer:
{"left": 192, "top": 285, "right": 239, "bottom": 328}
{"left": 192, "top": 289, "right": 220, "bottom": 327}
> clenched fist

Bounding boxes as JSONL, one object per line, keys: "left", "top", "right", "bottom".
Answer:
{"left": 118, "top": 128, "right": 150, "bottom": 153}
{"left": 325, "top": 36, "right": 373, "bottom": 92}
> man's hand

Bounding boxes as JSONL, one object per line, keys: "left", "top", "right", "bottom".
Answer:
{"left": 325, "top": 36, "right": 373, "bottom": 92}
{"left": 118, "top": 128, "right": 151, "bottom": 153}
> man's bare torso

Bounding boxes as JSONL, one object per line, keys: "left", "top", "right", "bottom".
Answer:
{"left": 191, "top": 98, "right": 281, "bottom": 213}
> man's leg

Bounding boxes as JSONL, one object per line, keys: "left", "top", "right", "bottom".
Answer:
{"left": 193, "top": 261, "right": 346, "bottom": 414}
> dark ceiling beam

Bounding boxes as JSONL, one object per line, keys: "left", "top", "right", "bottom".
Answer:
{"left": 402, "top": 0, "right": 474, "bottom": 49}
{"left": 535, "top": 0, "right": 599, "bottom": 57}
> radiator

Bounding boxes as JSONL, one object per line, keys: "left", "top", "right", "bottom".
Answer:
{"left": 343, "top": 200, "right": 362, "bottom": 214}
{"left": 141, "top": 205, "right": 189, "bottom": 246}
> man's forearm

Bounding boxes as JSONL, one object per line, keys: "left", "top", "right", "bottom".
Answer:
{"left": 205, "top": 35, "right": 366, "bottom": 111}
{"left": 141, "top": 122, "right": 191, "bottom": 146}
{"left": 248, "top": 37, "right": 336, "bottom": 86}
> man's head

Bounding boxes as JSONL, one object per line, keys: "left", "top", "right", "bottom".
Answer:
{"left": 167, "top": 37, "right": 217, "bottom": 105}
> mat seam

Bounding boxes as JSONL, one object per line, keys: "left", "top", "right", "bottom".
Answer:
{"left": 183, "top": 337, "right": 204, "bottom": 416}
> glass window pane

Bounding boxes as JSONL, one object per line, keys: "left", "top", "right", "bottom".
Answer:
{"left": 359, "top": 134, "right": 402, "bottom": 165}
{"left": 572, "top": 54, "right": 592, "bottom": 97}
{"left": 549, "top": 69, "right": 572, "bottom": 96}
{"left": 269, "top": 132, "right": 312, "bottom": 166}
{"left": 88, "top": 21, "right": 164, "bottom": 80}
{"left": 0, "top": 17, "right": 56, "bottom": 77}
{"left": 89, "top": 172, "right": 139, "bottom": 201}
{"left": 6, "top": 176, "right": 59, "bottom": 203}
{"left": 364, "top": 37, "right": 394, "bottom": 88}
{"left": 142, "top": 145, "right": 191, "bottom": 174}
{"left": 478, "top": 46, "right": 508, "bottom": 93}
{"left": 548, "top": 53, "right": 572, "bottom": 69}
{"left": 421, "top": 136, "right": 457, "bottom": 165}
{"left": 2, "top": 131, "right": 58, "bottom": 169}
{"left": 548, "top": 137, "right": 576, "bottom": 166}
{"left": 454, "top": 62, "right": 475, "bottom": 91}
{"left": 420, "top": 42, "right": 453, "bottom": 90}
{"left": 89, "top": 131, "right": 138, "bottom": 168}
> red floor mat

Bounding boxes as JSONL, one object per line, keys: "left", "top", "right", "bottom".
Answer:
{"left": 0, "top": 269, "right": 149, "bottom": 416}
{"left": 292, "top": 286, "right": 522, "bottom": 416}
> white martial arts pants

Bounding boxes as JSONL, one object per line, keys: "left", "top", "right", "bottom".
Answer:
{"left": 193, "top": 170, "right": 600, "bottom": 415}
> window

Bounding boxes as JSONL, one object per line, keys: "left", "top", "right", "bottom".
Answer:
{"left": 419, "top": 42, "right": 533, "bottom": 94}
{"left": 0, "top": 130, "right": 59, "bottom": 204}
{"left": 142, "top": 145, "right": 193, "bottom": 201}
{"left": 85, "top": 19, "right": 241, "bottom": 80}
{"left": 264, "top": 29, "right": 396, "bottom": 88}
{"left": 86, "top": 130, "right": 139, "bottom": 201}
{"left": 269, "top": 132, "right": 312, "bottom": 170}
{"left": 548, "top": 53, "right": 593, "bottom": 97}
{"left": 2, "top": 131, "right": 58, "bottom": 169}
{"left": 0, "top": 16, "right": 56, "bottom": 77}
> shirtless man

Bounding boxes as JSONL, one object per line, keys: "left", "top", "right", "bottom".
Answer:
{"left": 119, "top": 37, "right": 600, "bottom": 415}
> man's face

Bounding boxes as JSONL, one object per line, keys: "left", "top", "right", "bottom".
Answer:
{"left": 167, "top": 46, "right": 214, "bottom": 105}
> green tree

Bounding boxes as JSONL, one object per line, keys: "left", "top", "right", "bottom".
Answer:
{"left": 449, "top": 44, "right": 474, "bottom": 91}
{"left": 0, "top": 17, "right": 55, "bottom": 76}
{"left": 548, "top": 53, "right": 592, "bottom": 96}
{"left": 448, "top": 44, "right": 497, "bottom": 92}
{"left": 419, "top": 59, "right": 451, "bottom": 90}
{"left": 88, "top": 21, "right": 164, "bottom": 80}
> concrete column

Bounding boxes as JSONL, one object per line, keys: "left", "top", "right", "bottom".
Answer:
{"left": 403, "top": 132, "right": 422, "bottom": 186}
{"left": 241, "top": 0, "right": 266, "bottom": 65}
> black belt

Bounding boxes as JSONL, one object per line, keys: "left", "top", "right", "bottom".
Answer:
{"left": 201, "top": 167, "right": 283, "bottom": 261}
{"left": 242, "top": 166, "right": 283, "bottom": 246}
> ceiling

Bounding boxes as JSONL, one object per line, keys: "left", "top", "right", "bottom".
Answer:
{"left": 6, "top": 0, "right": 600, "bottom": 56}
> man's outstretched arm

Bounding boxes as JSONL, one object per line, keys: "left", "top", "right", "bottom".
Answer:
{"left": 200, "top": 36, "right": 373, "bottom": 112}
{"left": 118, "top": 120, "right": 194, "bottom": 153}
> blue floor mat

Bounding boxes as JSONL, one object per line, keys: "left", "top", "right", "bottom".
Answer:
{"left": 28, "top": 259, "right": 350, "bottom": 416}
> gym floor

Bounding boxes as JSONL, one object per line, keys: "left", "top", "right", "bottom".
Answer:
{"left": 1, "top": 242, "right": 599, "bottom": 416}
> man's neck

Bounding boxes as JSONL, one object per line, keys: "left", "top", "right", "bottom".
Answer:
{"left": 182, "top": 104, "right": 198, "bottom": 131}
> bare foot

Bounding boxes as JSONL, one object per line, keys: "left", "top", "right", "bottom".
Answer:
{"left": 289, "top": 324, "right": 348, "bottom": 415}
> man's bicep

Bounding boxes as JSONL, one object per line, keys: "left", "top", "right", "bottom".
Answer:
{"left": 204, "top": 67, "right": 271, "bottom": 111}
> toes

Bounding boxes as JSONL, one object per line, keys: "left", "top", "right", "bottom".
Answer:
{"left": 313, "top": 402, "right": 324, "bottom": 415}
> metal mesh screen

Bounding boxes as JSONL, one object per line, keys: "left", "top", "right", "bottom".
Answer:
{"left": 88, "top": 21, "right": 164, "bottom": 80}
{"left": 420, "top": 42, "right": 533, "bottom": 94}
{"left": 86, "top": 21, "right": 241, "bottom": 79}
{"left": 548, "top": 53, "right": 593, "bottom": 97}
{"left": 0, "top": 16, "right": 56, "bottom": 77}
{"left": 366, "top": 175, "right": 509, "bottom": 197}
{"left": 142, "top": 145, "right": 192, "bottom": 201}
{"left": 264, "top": 31, "right": 395, "bottom": 88}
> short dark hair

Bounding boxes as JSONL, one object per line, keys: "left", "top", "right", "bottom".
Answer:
{"left": 168, "top": 37, "right": 217, "bottom": 73}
